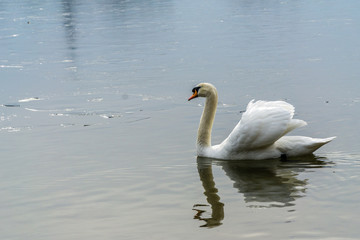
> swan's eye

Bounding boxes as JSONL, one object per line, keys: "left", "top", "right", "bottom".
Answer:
{"left": 192, "top": 86, "right": 201, "bottom": 93}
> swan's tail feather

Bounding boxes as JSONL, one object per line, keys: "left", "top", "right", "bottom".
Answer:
{"left": 319, "top": 136, "right": 336, "bottom": 143}
{"left": 309, "top": 136, "right": 336, "bottom": 152}
{"left": 275, "top": 136, "right": 336, "bottom": 156}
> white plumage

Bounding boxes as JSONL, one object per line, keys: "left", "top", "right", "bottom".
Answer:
{"left": 188, "top": 83, "right": 335, "bottom": 160}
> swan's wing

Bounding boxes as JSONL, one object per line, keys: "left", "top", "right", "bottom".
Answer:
{"left": 221, "top": 100, "right": 306, "bottom": 151}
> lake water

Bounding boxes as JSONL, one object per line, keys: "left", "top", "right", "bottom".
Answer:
{"left": 1, "top": 0, "right": 360, "bottom": 239}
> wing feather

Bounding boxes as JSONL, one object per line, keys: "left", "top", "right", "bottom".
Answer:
{"left": 221, "top": 100, "right": 305, "bottom": 152}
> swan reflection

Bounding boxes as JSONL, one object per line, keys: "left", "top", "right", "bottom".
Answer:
{"left": 193, "top": 156, "right": 332, "bottom": 227}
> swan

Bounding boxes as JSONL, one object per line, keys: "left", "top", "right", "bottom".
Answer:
{"left": 188, "top": 83, "right": 335, "bottom": 160}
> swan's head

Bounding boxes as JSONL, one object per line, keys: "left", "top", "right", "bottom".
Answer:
{"left": 188, "top": 83, "right": 217, "bottom": 101}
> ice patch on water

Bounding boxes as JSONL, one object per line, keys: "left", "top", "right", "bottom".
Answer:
{"left": 87, "top": 98, "right": 103, "bottom": 102}
{"left": 0, "top": 65, "right": 23, "bottom": 68}
{"left": 0, "top": 126, "right": 21, "bottom": 132}
{"left": 100, "top": 114, "right": 122, "bottom": 119}
{"left": 24, "top": 108, "right": 42, "bottom": 112}
{"left": 18, "top": 97, "right": 43, "bottom": 102}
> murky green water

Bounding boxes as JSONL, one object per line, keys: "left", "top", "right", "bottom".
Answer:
{"left": 1, "top": 0, "right": 359, "bottom": 239}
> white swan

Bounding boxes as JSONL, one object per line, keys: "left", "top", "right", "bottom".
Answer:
{"left": 188, "top": 83, "right": 335, "bottom": 160}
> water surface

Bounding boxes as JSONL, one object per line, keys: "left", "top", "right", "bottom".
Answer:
{"left": 1, "top": 0, "right": 360, "bottom": 239}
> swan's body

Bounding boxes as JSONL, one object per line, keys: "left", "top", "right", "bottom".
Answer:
{"left": 188, "top": 83, "right": 335, "bottom": 160}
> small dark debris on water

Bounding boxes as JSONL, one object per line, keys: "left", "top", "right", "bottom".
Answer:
{"left": 126, "top": 117, "right": 151, "bottom": 123}
{"left": 325, "top": 100, "right": 329, "bottom": 103}
{"left": 3, "top": 104, "right": 20, "bottom": 108}
{"left": 239, "top": 110, "right": 246, "bottom": 113}
{"left": 83, "top": 124, "right": 91, "bottom": 127}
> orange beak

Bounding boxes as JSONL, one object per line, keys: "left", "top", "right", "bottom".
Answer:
{"left": 188, "top": 89, "right": 198, "bottom": 101}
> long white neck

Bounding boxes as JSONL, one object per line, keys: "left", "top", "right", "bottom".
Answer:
{"left": 197, "top": 88, "right": 218, "bottom": 148}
